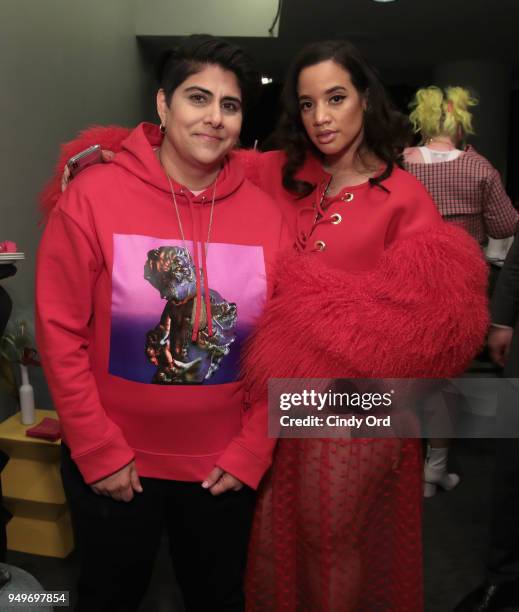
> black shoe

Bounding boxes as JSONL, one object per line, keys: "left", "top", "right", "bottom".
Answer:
{"left": 454, "top": 581, "right": 519, "bottom": 611}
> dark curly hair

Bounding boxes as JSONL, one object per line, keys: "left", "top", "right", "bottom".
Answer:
{"left": 157, "top": 34, "right": 260, "bottom": 111}
{"left": 275, "top": 40, "right": 411, "bottom": 197}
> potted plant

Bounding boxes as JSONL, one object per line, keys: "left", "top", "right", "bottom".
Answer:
{"left": 0, "top": 320, "right": 40, "bottom": 425}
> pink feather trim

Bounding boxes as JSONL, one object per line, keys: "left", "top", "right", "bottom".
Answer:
{"left": 39, "top": 125, "right": 131, "bottom": 221}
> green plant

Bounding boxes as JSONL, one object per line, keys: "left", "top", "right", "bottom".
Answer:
{"left": 0, "top": 320, "right": 40, "bottom": 398}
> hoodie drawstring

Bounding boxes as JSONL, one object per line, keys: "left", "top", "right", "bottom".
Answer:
{"left": 161, "top": 160, "right": 217, "bottom": 344}
{"left": 186, "top": 193, "right": 214, "bottom": 342}
{"left": 200, "top": 233, "right": 213, "bottom": 338}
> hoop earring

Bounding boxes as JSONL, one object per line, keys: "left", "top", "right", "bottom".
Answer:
{"left": 160, "top": 123, "right": 166, "bottom": 134}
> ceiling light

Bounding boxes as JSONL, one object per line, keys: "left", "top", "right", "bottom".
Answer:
{"left": 372, "top": 0, "right": 396, "bottom": 3}
{"left": 261, "top": 76, "right": 273, "bottom": 85}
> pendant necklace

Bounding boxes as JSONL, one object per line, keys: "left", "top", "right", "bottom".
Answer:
{"left": 159, "top": 149, "right": 218, "bottom": 256}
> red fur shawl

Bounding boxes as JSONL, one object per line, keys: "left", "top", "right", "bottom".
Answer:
{"left": 243, "top": 224, "right": 489, "bottom": 397}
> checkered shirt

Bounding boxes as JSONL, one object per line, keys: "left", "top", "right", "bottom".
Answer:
{"left": 404, "top": 146, "right": 519, "bottom": 245}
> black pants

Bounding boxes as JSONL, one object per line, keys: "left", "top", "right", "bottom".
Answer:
{"left": 61, "top": 445, "right": 256, "bottom": 612}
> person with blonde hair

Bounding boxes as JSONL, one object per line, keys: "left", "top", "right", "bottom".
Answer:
{"left": 404, "top": 85, "right": 518, "bottom": 247}
{"left": 408, "top": 85, "right": 477, "bottom": 148}
{"left": 404, "top": 86, "right": 519, "bottom": 503}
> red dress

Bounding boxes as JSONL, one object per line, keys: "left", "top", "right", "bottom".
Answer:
{"left": 239, "top": 150, "right": 488, "bottom": 611}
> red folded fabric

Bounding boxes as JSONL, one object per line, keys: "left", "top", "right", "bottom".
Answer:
{"left": 25, "top": 417, "right": 61, "bottom": 441}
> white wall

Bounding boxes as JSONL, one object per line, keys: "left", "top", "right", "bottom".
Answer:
{"left": 135, "top": 0, "right": 280, "bottom": 37}
{"left": 0, "top": 0, "right": 145, "bottom": 413}
{"left": 1, "top": 0, "right": 145, "bottom": 311}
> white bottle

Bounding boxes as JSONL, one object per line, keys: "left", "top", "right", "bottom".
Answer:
{"left": 19, "top": 364, "right": 36, "bottom": 425}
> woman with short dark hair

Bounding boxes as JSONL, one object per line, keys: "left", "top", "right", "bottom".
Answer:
{"left": 36, "top": 35, "right": 286, "bottom": 612}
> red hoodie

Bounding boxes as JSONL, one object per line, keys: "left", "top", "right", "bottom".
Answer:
{"left": 36, "top": 123, "right": 286, "bottom": 488}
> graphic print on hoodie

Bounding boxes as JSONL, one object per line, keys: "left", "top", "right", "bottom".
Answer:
{"left": 110, "top": 235, "right": 266, "bottom": 385}
{"left": 143, "top": 245, "right": 237, "bottom": 384}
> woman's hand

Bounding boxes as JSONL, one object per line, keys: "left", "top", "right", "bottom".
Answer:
{"left": 90, "top": 460, "right": 143, "bottom": 502}
{"left": 202, "top": 466, "right": 244, "bottom": 496}
{"left": 61, "top": 149, "right": 115, "bottom": 192}
{"left": 488, "top": 325, "right": 514, "bottom": 368}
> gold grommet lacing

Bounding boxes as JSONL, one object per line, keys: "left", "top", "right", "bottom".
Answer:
{"left": 314, "top": 240, "right": 326, "bottom": 251}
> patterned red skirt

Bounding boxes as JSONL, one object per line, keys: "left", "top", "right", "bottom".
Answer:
{"left": 242, "top": 228, "right": 488, "bottom": 611}
{"left": 246, "top": 438, "right": 423, "bottom": 612}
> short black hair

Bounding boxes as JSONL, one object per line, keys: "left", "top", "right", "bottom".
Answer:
{"left": 157, "top": 34, "right": 260, "bottom": 110}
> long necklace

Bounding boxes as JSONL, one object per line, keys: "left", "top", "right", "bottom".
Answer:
{"left": 164, "top": 170, "right": 218, "bottom": 256}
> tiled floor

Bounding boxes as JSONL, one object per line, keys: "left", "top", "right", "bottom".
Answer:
{"left": 3, "top": 438, "right": 510, "bottom": 611}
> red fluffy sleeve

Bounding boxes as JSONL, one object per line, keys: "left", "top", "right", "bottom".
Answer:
{"left": 39, "top": 125, "right": 131, "bottom": 221}
{"left": 243, "top": 224, "right": 489, "bottom": 399}
{"left": 232, "top": 149, "right": 263, "bottom": 188}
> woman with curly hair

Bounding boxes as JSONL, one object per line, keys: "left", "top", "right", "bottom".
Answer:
{"left": 238, "top": 42, "right": 487, "bottom": 612}
{"left": 47, "top": 40, "right": 488, "bottom": 611}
